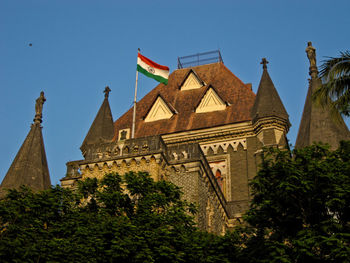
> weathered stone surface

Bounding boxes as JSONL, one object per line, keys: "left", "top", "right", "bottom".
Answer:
{"left": 81, "top": 87, "right": 114, "bottom": 155}
{"left": 296, "top": 78, "right": 350, "bottom": 149}
{"left": 296, "top": 43, "right": 350, "bottom": 149}
{"left": 1, "top": 91, "right": 51, "bottom": 197}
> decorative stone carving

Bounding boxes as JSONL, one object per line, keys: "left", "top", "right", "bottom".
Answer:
{"left": 200, "top": 139, "right": 247, "bottom": 155}
{"left": 172, "top": 152, "right": 178, "bottom": 160}
{"left": 104, "top": 86, "right": 111, "bottom": 98}
{"left": 306, "top": 41, "right": 316, "bottom": 68}
{"left": 34, "top": 91, "right": 46, "bottom": 123}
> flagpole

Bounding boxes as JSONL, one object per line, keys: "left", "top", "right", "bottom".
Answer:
{"left": 132, "top": 48, "right": 140, "bottom": 139}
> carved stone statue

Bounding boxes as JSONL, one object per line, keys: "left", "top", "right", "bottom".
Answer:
{"left": 34, "top": 91, "right": 46, "bottom": 123}
{"left": 35, "top": 91, "right": 46, "bottom": 116}
{"left": 306, "top": 41, "right": 316, "bottom": 68}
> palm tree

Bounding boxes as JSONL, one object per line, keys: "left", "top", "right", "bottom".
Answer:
{"left": 313, "top": 51, "right": 350, "bottom": 121}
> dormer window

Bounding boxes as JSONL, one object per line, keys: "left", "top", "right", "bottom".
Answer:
{"left": 144, "top": 96, "right": 174, "bottom": 122}
{"left": 180, "top": 70, "right": 204, "bottom": 91}
{"left": 195, "top": 86, "right": 226, "bottom": 113}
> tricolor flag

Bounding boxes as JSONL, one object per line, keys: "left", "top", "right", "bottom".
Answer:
{"left": 137, "top": 53, "right": 169, "bottom": 85}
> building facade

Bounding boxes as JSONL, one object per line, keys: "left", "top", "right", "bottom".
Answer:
{"left": 61, "top": 57, "right": 290, "bottom": 233}
{"left": 3, "top": 44, "right": 348, "bottom": 233}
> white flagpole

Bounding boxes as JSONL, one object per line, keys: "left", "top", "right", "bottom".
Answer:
{"left": 132, "top": 48, "right": 140, "bottom": 139}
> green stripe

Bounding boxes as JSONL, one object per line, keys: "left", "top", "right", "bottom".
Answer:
{"left": 137, "top": 65, "right": 168, "bottom": 85}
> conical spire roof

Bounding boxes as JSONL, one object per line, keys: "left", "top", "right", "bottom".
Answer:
{"left": 251, "top": 58, "right": 289, "bottom": 123}
{"left": 295, "top": 42, "right": 350, "bottom": 149}
{"left": 81, "top": 87, "right": 114, "bottom": 151}
{"left": 0, "top": 92, "right": 51, "bottom": 197}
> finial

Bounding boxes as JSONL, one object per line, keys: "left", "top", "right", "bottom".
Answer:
{"left": 305, "top": 41, "right": 318, "bottom": 78}
{"left": 138, "top": 48, "right": 141, "bottom": 53}
{"left": 104, "top": 86, "right": 111, "bottom": 98}
{"left": 261, "top": 58, "right": 269, "bottom": 69}
{"left": 34, "top": 91, "right": 46, "bottom": 124}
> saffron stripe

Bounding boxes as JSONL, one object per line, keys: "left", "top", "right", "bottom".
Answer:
{"left": 137, "top": 65, "right": 168, "bottom": 85}
{"left": 138, "top": 53, "right": 169, "bottom": 71}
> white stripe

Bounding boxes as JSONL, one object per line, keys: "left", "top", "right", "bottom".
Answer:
{"left": 137, "top": 57, "right": 169, "bottom": 80}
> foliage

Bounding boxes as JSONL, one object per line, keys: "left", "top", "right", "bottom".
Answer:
{"left": 0, "top": 171, "right": 234, "bottom": 263}
{"left": 314, "top": 51, "right": 350, "bottom": 120}
{"left": 239, "top": 142, "right": 350, "bottom": 263}
{"left": 1, "top": 143, "right": 349, "bottom": 262}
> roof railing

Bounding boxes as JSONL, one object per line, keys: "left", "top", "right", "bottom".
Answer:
{"left": 177, "top": 50, "right": 223, "bottom": 69}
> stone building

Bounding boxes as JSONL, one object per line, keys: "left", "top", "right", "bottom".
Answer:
{"left": 61, "top": 54, "right": 290, "bottom": 233}
{"left": 2, "top": 44, "right": 348, "bottom": 233}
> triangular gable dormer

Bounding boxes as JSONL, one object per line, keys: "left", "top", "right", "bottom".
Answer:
{"left": 195, "top": 86, "right": 226, "bottom": 113}
{"left": 144, "top": 95, "right": 174, "bottom": 122}
{"left": 180, "top": 69, "right": 204, "bottom": 91}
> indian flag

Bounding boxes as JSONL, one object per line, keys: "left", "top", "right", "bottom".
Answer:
{"left": 137, "top": 53, "right": 169, "bottom": 85}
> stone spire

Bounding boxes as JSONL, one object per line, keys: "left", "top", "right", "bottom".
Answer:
{"left": 80, "top": 87, "right": 114, "bottom": 155}
{"left": 0, "top": 92, "right": 51, "bottom": 197}
{"left": 295, "top": 42, "right": 350, "bottom": 149}
{"left": 251, "top": 58, "right": 290, "bottom": 124}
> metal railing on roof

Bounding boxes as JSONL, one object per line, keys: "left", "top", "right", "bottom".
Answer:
{"left": 177, "top": 50, "right": 223, "bottom": 69}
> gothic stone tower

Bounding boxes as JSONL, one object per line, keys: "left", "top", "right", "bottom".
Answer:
{"left": 296, "top": 42, "right": 350, "bottom": 149}
{"left": 61, "top": 57, "right": 290, "bottom": 233}
{"left": 0, "top": 92, "right": 51, "bottom": 197}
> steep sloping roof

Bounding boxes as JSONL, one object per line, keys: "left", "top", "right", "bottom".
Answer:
{"left": 251, "top": 59, "right": 289, "bottom": 123}
{"left": 114, "top": 62, "right": 256, "bottom": 139}
{"left": 81, "top": 88, "right": 114, "bottom": 150}
{"left": 295, "top": 77, "right": 350, "bottom": 149}
{"left": 0, "top": 122, "right": 51, "bottom": 197}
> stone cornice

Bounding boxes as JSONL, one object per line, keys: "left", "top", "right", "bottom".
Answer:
{"left": 162, "top": 121, "right": 254, "bottom": 144}
{"left": 252, "top": 116, "right": 290, "bottom": 134}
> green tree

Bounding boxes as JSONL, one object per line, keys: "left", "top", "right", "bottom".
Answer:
{"left": 239, "top": 142, "right": 350, "bottom": 263}
{"left": 314, "top": 51, "right": 350, "bottom": 119}
{"left": 1, "top": 171, "right": 235, "bottom": 263}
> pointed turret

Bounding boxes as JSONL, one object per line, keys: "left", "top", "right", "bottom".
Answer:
{"left": 250, "top": 58, "right": 290, "bottom": 147}
{"left": 80, "top": 87, "right": 114, "bottom": 155}
{"left": 251, "top": 58, "right": 290, "bottom": 123}
{"left": 0, "top": 92, "right": 51, "bottom": 197}
{"left": 295, "top": 42, "right": 350, "bottom": 149}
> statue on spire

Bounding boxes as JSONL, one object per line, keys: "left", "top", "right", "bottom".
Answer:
{"left": 34, "top": 91, "right": 46, "bottom": 123}
{"left": 306, "top": 42, "right": 317, "bottom": 68}
{"left": 305, "top": 42, "right": 318, "bottom": 78}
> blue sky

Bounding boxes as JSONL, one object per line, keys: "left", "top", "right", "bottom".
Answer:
{"left": 1, "top": 0, "right": 349, "bottom": 185}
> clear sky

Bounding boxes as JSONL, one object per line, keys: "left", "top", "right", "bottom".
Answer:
{"left": 1, "top": 0, "right": 349, "bottom": 185}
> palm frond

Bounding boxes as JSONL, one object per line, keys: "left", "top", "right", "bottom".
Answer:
{"left": 313, "top": 50, "right": 350, "bottom": 121}
{"left": 319, "top": 51, "right": 350, "bottom": 79}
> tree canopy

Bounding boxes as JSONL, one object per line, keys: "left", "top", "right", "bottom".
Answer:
{"left": 0, "top": 171, "right": 236, "bottom": 263}
{"left": 1, "top": 142, "right": 349, "bottom": 262}
{"left": 238, "top": 141, "right": 350, "bottom": 262}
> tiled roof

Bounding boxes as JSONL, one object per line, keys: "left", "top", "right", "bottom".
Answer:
{"left": 114, "top": 62, "right": 256, "bottom": 139}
